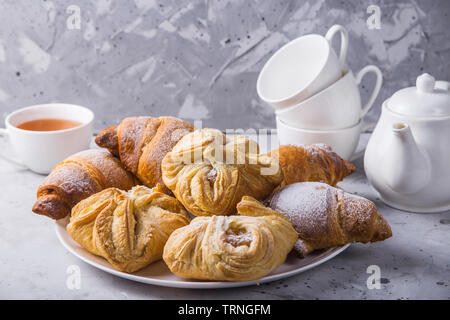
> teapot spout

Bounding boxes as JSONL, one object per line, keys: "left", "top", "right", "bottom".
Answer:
{"left": 381, "top": 123, "right": 431, "bottom": 194}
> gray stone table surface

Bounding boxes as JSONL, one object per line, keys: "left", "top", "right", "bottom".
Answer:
{"left": 0, "top": 135, "right": 449, "bottom": 300}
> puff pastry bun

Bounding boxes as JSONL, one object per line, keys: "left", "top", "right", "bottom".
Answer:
{"left": 163, "top": 196, "right": 298, "bottom": 281}
{"left": 67, "top": 185, "right": 190, "bottom": 273}
{"left": 161, "top": 128, "right": 283, "bottom": 216}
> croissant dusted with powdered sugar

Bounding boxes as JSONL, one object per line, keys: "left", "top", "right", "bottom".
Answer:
{"left": 67, "top": 185, "right": 190, "bottom": 273}
{"left": 266, "top": 182, "right": 392, "bottom": 257}
{"left": 161, "top": 128, "right": 283, "bottom": 216}
{"left": 33, "top": 149, "right": 138, "bottom": 220}
{"left": 268, "top": 144, "right": 355, "bottom": 187}
{"left": 163, "top": 196, "right": 297, "bottom": 281}
{"left": 95, "top": 116, "right": 194, "bottom": 193}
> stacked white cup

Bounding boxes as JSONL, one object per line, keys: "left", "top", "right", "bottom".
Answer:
{"left": 257, "top": 25, "right": 382, "bottom": 160}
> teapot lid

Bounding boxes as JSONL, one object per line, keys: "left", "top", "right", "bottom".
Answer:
{"left": 387, "top": 73, "right": 450, "bottom": 117}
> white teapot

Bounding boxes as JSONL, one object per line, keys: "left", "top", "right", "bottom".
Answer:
{"left": 364, "top": 73, "right": 450, "bottom": 213}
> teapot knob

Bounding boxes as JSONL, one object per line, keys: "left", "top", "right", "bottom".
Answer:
{"left": 416, "top": 73, "right": 435, "bottom": 93}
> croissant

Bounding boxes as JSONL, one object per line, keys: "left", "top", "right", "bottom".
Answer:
{"left": 268, "top": 144, "right": 355, "bottom": 187}
{"left": 67, "top": 185, "right": 190, "bottom": 273}
{"left": 163, "top": 196, "right": 297, "bottom": 281}
{"left": 161, "top": 128, "right": 283, "bottom": 216}
{"left": 95, "top": 116, "right": 194, "bottom": 193}
{"left": 32, "top": 149, "right": 138, "bottom": 220}
{"left": 266, "top": 182, "right": 392, "bottom": 257}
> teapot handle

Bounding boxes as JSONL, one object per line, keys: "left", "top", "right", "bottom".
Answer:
{"left": 435, "top": 81, "right": 450, "bottom": 91}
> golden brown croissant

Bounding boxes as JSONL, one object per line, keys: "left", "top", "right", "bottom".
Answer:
{"left": 161, "top": 128, "right": 283, "bottom": 216}
{"left": 67, "top": 185, "right": 190, "bottom": 273}
{"left": 163, "top": 196, "right": 297, "bottom": 281}
{"left": 95, "top": 116, "right": 194, "bottom": 193}
{"left": 268, "top": 144, "right": 355, "bottom": 187}
{"left": 32, "top": 149, "right": 138, "bottom": 220}
{"left": 266, "top": 182, "right": 392, "bottom": 257}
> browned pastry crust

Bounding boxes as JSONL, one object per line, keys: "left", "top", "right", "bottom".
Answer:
{"left": 94, "top": 126, "right": 119, "bottom": 157}
{"left": 266, "top": 182, "right": 392, "bottom": 257}
{"left": 161, "top": 128, "right": 283, "bottom": 216}
{"left": 95, "top": 116, "right": 194, "bottom": 193}
{"left": 162, "top": 196, "right": 297, "bottom": 281}
{"left": 32, "top": 149, "right": 138, "bottom": 220}
{"left": 268, "top": 144, "right": 355, "bottom": 187}
{"left": 67, "top": 185, "right": 191, "bottom": 273}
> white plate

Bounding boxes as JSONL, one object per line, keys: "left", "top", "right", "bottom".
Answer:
{"left": 56, "top": 218, "right": 350, "bottom": 289}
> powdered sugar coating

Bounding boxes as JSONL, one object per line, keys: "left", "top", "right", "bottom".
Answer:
{"left": 266, "top": 182, "right": 391, "bottom": 255}
{"left": 206, "top": 168, "right": 217, "bottom": 183}
{"left": 34, "top": 149, "right": 137, "bottom": 219}
{"left": 44, "top": 160, "right": 98, "bottom": 199}
{"left": 302, "top": 143, "right": 341, "bottom": 168}
{"left": 268, "top": 182, "right": 337, "bottom": 239}
{"left": 225, "top": 232, "right": 253, "bottom": 247}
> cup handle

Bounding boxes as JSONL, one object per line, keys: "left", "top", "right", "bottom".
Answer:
{"left": 325, "top": 24, "right": 349, "bottom": 69}
{"left": 0, "top": 128, "right": 25, "bottom": 166}
{"left": 356, "top": 65, "right": 383, "bottom": 118}
{"left": 349, "top": 122, "right": 377, "bottom": 162}
{"left": 350, "top": 66, "right": 382, "bottom": 161}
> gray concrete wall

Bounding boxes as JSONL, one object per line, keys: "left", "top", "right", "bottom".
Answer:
{"left": 0, "top": 0, "right": 449, "bottom": 131}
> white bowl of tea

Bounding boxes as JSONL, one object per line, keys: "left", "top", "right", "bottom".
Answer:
{"left": 1, "top": 103, "right": 94, "bottom": 174}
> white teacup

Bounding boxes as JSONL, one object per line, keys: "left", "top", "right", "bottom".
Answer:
{"left": 0, "top": 104, "right": 94, "bottom": 174}
{"left": 276, "top": 117, "right": 375, "bottom": 161}
{"left": 257, "top": 25, "right": 349, "bottom": 109}
{"left": 275, "top": 66, "right": 382, "bottom": 129}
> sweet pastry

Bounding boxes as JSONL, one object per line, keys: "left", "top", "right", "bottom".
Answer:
{"left": 95, "top": 116, "right": 194, "bottom": 193}
{"left": 268, "top": 144, "right": 355, "bottom": 187}
{"left": 161, "top": 128, "right": 283, "bottom": 216}
{"left": 67, "top": 185, "right": 190, "bottom": 273}
{"left": 163, "top": 196, "right": 297, "bottom": 281}
{"left": 266, "top": 182, "right": 392, "bottom": 257}
{"left": 33, "top": 149, "right": 138, "bottom": 220}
